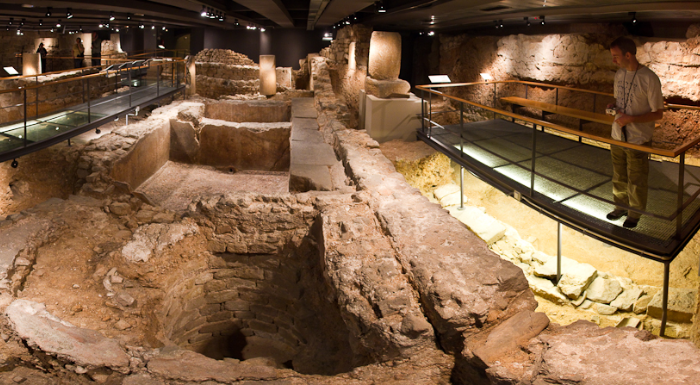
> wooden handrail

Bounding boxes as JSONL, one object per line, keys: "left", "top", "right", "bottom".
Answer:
{"left": 416, "top": 82, "right": 700, "bottom": 158}
{"left": 0, "top": 60, "right": 184, "bottom": 95}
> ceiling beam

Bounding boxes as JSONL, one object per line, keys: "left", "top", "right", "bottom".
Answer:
{"left": 231, "top": 0, "right": 294, "bottom": 28}
{"left": 307, "top": 0, "right": 331, "bottom": 30}
{"left": 315, "top": 0, "right": 376, "bottom": 28}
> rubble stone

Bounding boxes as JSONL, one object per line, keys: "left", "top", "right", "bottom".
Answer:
{"left": 586, "top": 277, "right": 623, "bottom": 304}
{"left": 647, "top": 288, "right": 697, "bottom": 323}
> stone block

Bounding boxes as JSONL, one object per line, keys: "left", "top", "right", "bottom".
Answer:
{"left": 292, "top": 98, "right": 317, "bottom": 118}
{"left": 448, "top": 206, "right": 506, "bottom": 245}
{"left": 289, "top": 164, "right": 332, "bottom": 192}
{"left": 276, "top": 67, "right": 292, "bottom": 88}
{"left": 224, "top": 300, "right": 249, "bottom": 311}
{"left": 249, "top": 319, "right": 277, "bottom": 334}
{"left": 207, "top": 311, "right": 234, "bottom": 323}
{"left": 204, "top": 280, "right": 227, "bottom": 293}
{"left": 368, "top": 31, "right": 401, "bottom": 80}
{"left": 586, "top": 277, "right": 623, "bottom": 304}
{"left": 610, "top": 287, "right": 644, "bottom": 312}
{"left": 647, "top": 288, "right": 697, "bottom": 323}
{"left": 595, "top": 303, "right": 617, "bottom": 315}
{"left": 439, "top": 191, "right": 468, "bottom": 208}
{"left": 434, "top": 184, "right": 460, "bottom": 200}
{"left": 526, "top": 275, "right": 567, "bottom": 305}
{"left": 204, "top": 290, "right": 238, "bottom": 304}
{"left": 169, "top": 120, "right": 199, "bottom": 164}
{"left": 291, "top": 141, "right": 337, "bottom": 166}
{"left": 364, "top": 76, "right": 411, "bottom": 98}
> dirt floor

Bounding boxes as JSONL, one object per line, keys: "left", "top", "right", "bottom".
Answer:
{"left": 137, "top": 161, "right": 289, "bottom": 212}
{"left": 381, "top": 139, "right": 699, "bottom": 336}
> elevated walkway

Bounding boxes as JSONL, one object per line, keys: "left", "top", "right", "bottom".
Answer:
{"left": 0, "top": 60, "right": 185, "bottom": 165}
{"left": 416, "top": 80, "right": 700, "bottom": 336}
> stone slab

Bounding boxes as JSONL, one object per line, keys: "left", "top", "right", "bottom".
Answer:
{"left": 526, "top": 275, "right": 568, "bottom": 305}
{"left": 434, "top": 184, "right": 460, "bottom": 200}
{"left": 292, "top": 98, "right": 317, "bottom": 118}
{"left": 6, "top": 300, "right": 130, "bottom": 368}
{"left": 365, "top": 77, "right": 412, "bottom": 99}
{"left": 610, "top": 287, "right": 644, "bottom": 312}
{"left": 368, "top": 31, "right": 402, "bottom": 80}
{"left": 290, "top": 141, "right": 337, "bottom": 166}
{"left": 586, "top": 277, "right": 623, "bottom": 304}
{"left": 647, "top": 288, "right": 697, "bottom": 323}
{"left": 473, "top": 310, "right": 549, "bottom": 366}
{"left": 439, "top": 191, "right": 468, "bottom": 208}
{"left": 291, "top": 127, "right": 324, "bottom": 143}
{"left": 289, "top": 164, "right": 332, "bottom": 192}
{"left": 292, "top": 117, "right": 319, "bottom": 131}
{"left": 448, "top": 206, "right": 506, "bottom": 245}
{"left": 147, "top": 349, "right": 276, "bottom": 382}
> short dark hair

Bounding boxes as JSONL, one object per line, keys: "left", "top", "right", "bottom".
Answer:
{"left": 610, "top": 37, "right": 637, "bottom": 56}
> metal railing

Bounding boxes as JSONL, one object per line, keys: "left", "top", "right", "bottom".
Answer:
{"left": 417, "top": 80, "right": 700, "bottom": 337}
{"left": 0, "top": 58, "right": 187, "bottom": 164}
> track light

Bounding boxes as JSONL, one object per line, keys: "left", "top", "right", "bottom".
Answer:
{"left": 377, "top": 1, "right": 386, "bottom": 13}
{"left": 109, "top": 12, "right": 115, "bottom": 21}
{"left": 234, "top": 18, "right": 239, "bottom": 26}
{"left": 39, "top": 19, "right": 43, "bottom": 26}
{"left": 500, "top": 20, "right": 504, "bottom": 28}
{"left": 20, "top": 19, "right": 24, "bottom": 27}
{"left": 67, "top": 8, "right": 73, "bottom": 19}
{"left": 56, "top": 19, "right": 61, "bottom": 28}
{"left": 630, "top": 12, "right": 637, "bottom": 24}
{"left": 8, "top": 18, "right": 12, "bottom": 25}
{"left": 200, "top": 6, "right": 207, "bottom": 17}
{"left": 127, "top": 13, "right": 132, "bottom": 20}
{"left": 139, "top": 24, "right": 144, "bottom": 29}
{"left": 524, "top": 17, "right": 530, "bottom": 27}
{"left": 46, "top": 7, "right": 52, "bottom": 17}
{"left": 494, "top": 20, "right": 499, "bottom": 29}
{"left": 260, "top": 27, "right": 265, "bottom": 32}
{"left": 218, "top": 13, "right": 225, "bottom": 22}
{"left": 151, "top": 25, "right": 155, "bottom": 29}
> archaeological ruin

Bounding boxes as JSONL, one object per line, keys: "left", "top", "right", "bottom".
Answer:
{"left": 1, "top": 1, "right": 700, "bottom": 384}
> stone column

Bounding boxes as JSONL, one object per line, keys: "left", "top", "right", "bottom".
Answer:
{"left": 365, "top": 31, "right": 410, "bottom": 98}
{"left": 348, "top": 42, "right": 357, "bottom": 71}
{"left": 259, "top": 55, "right": 277, "bottom": 96}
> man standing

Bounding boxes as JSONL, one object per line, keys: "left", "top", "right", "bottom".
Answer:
{"left": 606, "top": 37, "right": 664, "bottom": 228}
{"left": 73, "top": 37, "right": 84, "bottom": 68}
{"left": 36, "top": 42, "right": 47, "bottom": 73}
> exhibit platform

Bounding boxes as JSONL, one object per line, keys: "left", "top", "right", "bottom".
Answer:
{"left": 0, "top": 60, "right": 185, "bottom": 164}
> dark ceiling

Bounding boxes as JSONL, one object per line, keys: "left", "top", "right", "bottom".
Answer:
{"left": 0, "top": 1, "right": 699, "bottom": 34}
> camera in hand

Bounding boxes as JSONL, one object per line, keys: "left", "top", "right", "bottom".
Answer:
{"left": 606, "top": 108, "right": 617, "bottom": 116}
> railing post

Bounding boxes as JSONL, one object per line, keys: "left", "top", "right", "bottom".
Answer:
{"left": 420, "top": 89, "right": 425, "bottom": 133}
{"left": 87, "top": 77, "right": 91, "bottom": 123}
{"left": 677, "top": 153, "right": 686, "bottom": 236}
{"left": 428, "top": 90, "right": 433, "bottom": 138}
{"left": 23, "top": 89, "right": 27, "bottom": 147}
{"left": 530, "top": 124, "right": 537, "bottom": 196}
{"left": 660, "top": 261, "right": 670, "bottom": 337}
{"left": 592, "top": 94, "right": 597, "bottom": 113}
{"left": 157, "top": 63, "right": 160, "bottom": 96}
{"left": 555, "top": 88, "right": 559, "bottom": 105}
{"left": 557, "top": 222, "right": 562, "bottom": 284}
{"left": 128, "top": 66, "right": 133, "bottom": 108}
{"left": 35, "top": 87, "right": 39, "bottom": 118}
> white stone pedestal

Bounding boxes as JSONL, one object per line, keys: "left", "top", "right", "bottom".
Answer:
{"left": 362, "top": 93, "right": 421, "bottom": 143}
{"left": 23, "top": 53, "right": 41, "bottom": 76}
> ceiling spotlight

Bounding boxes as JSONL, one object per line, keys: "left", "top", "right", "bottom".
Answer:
{"left": 46, "top": 7, "right": 52, "bottom": 17}
{"left": 218, "top": 13, "right": 225, "bottom": 22}
{"left": 115, "top": 27, "right": 119, "bottom": 32}
{"left": 39, "top": 19, "right": 43, "bottom": 26}
{"left": 151, "top": 25, "right": 155, "bottom": 29}
{"left": 494, "top": 20, "right": 499, "bottom": 29}
{"left": 139, "top": 24, "right": 144, "bottom": 29}
{"left": 630, "top": 12, "right": 637, "bottom": 24}
{"left": 99, "top": 23, "right": 103, "bottom": 28}
{"left": 524, "top": 17, "right": 530, "bottom": 27}
{"left": 109, "top": 12, "right": 115, "bottom": 21}
{"left": 428, "top": 31, "right": 435, "bottom": 36}
{"left": 56, "top": 19, "right": 61, "bottom": 28}
{"left": 201, "top": 6, "right": 207, "bottom": 17}
{"left": 260, "top": 27, "right": 265, "bottom": 32}
{"left": 127, "top": 13, "right": 132, "bottom": 20}
{"left": 377, "top": 1, "right": 386, "bottom": 13}
{"left": 8, "top": 18, "right": 12, "bottom": 25}
{"left": 162, "top": 26, "right": 166, "bottom": 30}
{"left": 67, "top": 8, "right": 73, "bottom": 19}
{"left": 500, "top": 20, "right": 504, "bottom": 28}
{"left": 50, "top": 28, "right": 54, "bottom": 32}
{"left": 20, "top": 19, "right": 24, "bottom": 27}
{"left": 80, "top": 26, "right": 83, "bottom": 32}
{"left": 540, "top": 15, "right": 545, "bottom": 25}
{"left": 234, "top": 18, "right": 239, "bottom": 26}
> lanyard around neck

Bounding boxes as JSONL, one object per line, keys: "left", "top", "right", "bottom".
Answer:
{"left": 622, "top": 68, "right": 639, "bottom": 114}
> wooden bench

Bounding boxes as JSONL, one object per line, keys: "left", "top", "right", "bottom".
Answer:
{"left": 500, "top": 96, "right": 614, "bottom": 126}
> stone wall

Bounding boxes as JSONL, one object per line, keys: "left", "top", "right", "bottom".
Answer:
{"left": 193, "top": 49, "right": 260, "bottom": 99}
{"left": 319, "top": 25, "right": 372, "bottom": 128}
{"left": 436, "top": 30, "right": 700, "bottom": 147}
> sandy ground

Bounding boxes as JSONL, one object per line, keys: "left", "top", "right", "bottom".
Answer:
{"left": 137, "top": 161, "right": 289, "bottom": 212}
{"left": 381, "top": 139, "right": 699, "bottom": 336}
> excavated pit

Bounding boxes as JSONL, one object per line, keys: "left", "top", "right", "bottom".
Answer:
{"left": 117, "top": 99, "right": 294, "bottom": 211}
{"left": 158, "top": 205, "right": 359, "bottom": 375}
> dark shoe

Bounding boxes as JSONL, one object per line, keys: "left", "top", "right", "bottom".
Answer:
{"left": 623, "top": 217, "right": 639, "bottom": 228}
{"left": 606, "top": 209, "right": 628, "bottom": 220}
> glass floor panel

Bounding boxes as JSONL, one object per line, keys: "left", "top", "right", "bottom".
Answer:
{"left": 422, "top": 118, "right": 700, "bottom": 258}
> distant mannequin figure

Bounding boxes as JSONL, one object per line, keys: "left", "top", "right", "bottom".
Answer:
{"left": 91, "top": 33, "right": 101, "bottom": 67}
{"left": 73, "top": 38, "right": 85, "bottom": 68}
{"left": 36, "top": 42, "right": 47, "bottom": 73}
{"left": 605, "top": 37, "right": 664, "bottom": 229}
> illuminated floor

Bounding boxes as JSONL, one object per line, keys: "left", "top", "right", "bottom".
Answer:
{"left": 420, "top": 119, "right": 700, "bottom": 259}
{"left": 0, "top": 83, "right": 178, "bottom": 155}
